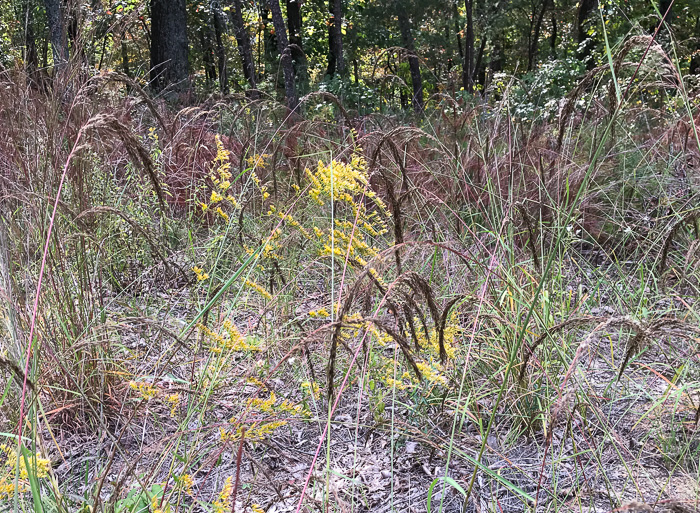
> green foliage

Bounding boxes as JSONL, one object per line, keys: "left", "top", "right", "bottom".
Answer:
{"left": 506, "top": 56, "right": 587, "bottom": 121}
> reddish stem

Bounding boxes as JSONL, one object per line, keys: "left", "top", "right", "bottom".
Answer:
{"left": 231, "top": 426, "right": 246, "bottom": 513}
{"left": 17, "top": 125, "right": 87, "bottom": 448}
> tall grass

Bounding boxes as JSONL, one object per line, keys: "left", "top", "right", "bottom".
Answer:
{"left": 0, "top": 33, "right": 699, "bottom": 513}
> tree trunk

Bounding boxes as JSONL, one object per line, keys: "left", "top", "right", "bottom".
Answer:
{"left": 200, "top": 29, "right": 217, "bottom": 85}
{"left": 23, "top": 0, "right": 39, "bottom": 78}
{"left": 550, "top": 13, "right": 557, "bottom": 59}
{"left": 43, "top": 0, "right": 68, "bottom": 66}
{"left": 121, "top": 39, "right": 130, "bottom": 77}
{"left": 577, "top": 0, "right": 597, "bottom": 69}
{"left": 474, "top": 36, "right": 486, "bottom": 89}
{"left": 150, "top": 0, "right": 190, "bottom": 93}
{"left": 528, "top": 0, "right": 550, "bottom": 71}
{"left": 230, "top": 0, "right": 258, "bottom": 96}
{"left": 396, "top": 6, "right": 423, "bottom": 113}
{"left": 462, "top": 0, "right": 474, "bottom": 92}
{"left": 268, "top": 0, "right": 299, "bottom": 111}
{"left": 659, "top": 0, "right": 673, "bottom": 27}
{"left": 286, "top": 0, "right": 307, "bottom": 89}
{"left": 453, "top": 1, "right": 463, "bottom": 62}
{"left": 212, "top": 0, "right": 229, "bottom": 93}
{"left": 326, "top": 0, "right": 344, "bottom": 78}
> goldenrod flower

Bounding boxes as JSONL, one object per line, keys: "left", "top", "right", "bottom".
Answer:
{"left": 192, "top": 266, "right": 209, "bottom": 282}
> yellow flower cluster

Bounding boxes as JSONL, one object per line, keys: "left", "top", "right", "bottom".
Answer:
{"left": 0, "top": 444, "right": 50, "bottom": 500}
{"left": 248, "top": 391, "right": 277, "bottom": 413}
{"left": 148, "top": 126, "right": 158, "bottom": 144}
{"left": 308, "top": 308, "right": 330, "bottom": 318}
{"left": 245, "top": 227, "right": 282, "bottom": 262}
{"left": 306, "top": 153, "right": 382, "bottom": 208}
{"left": 197, "top": 321, "right": 262, "bottom": 354}
{"left": 246, "top": 153, "right": 270, "bottom": 169}
{"left": 304, "top": 153, "right": 389, "bottom": 267}
{"left": 176, "top": 473, "right": 194, "bottom": 495}
{"left": 212, "top": 476, "right": 234, "bottom": 513}
{"left": 219, "top": 421, "right": 288, "bottom": 443}
{"left": 192, "top": 266, "right": 209, "bottom": 282}
{"left": 0, "top": 479, "right": 15, "bottom": 501}
{"left": 200, "top": 135, "right": 239, "bottom": 217}
{"left": 219, "top": 391, "right": 310, "bottom": 443}
{"left": 415, "top": 361, "right": 448, "bottom": 386}
{"left": 129, "top": 380, "right": 159, "bottom": 400}
{"left": 413, "top": 312, "right": 461, "bottom": 360}
{"left": 301, "top": 381, "right": 321, "bottom": 400}
{"left": 367, "top": 321, "right": 393, "bottom": 346}
{"left": 166, "top": 393, "right": 180, "bottom": 417}
{"left": 242, "top": 278, "right": 273, "bottom": 301}
{"left": 352, "top": 312, "right": 463, "bottom": 394}
{"left": 151, "top": 493, "right": 170, "bottom": 513}
{"left": 268, "top": 206, "right": 312, "bottom": 240}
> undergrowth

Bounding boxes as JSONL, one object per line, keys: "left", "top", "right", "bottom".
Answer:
{"left": 0, "top": 35, "right": 699, "bottom": 513}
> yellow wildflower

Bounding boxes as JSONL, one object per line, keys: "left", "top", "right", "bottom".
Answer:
{"left": 192, "top": 266, "right": 209, "bottom": 282}
{"left": 213, "top": 477, "right": 234, "bottom": 513}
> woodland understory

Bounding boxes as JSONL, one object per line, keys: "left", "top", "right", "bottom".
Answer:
{"left": 1, "top": 35, "right": 700, "bottom": 513}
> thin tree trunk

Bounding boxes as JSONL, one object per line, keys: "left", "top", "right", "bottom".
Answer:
{"left": 212, "top": 0, "right": 229, "bottom": 93}
{"left": 326, "top": 0, "right": 344, "bottom": 77}
{"left": 474, "top": 36, "right": 486, "bottom": 88}
{"left": 200, "top": 29, "right": 217, "bottom": 85}
{"left": 41, "top": 31, "right": 49, "bottom": 68}
{"left": 286, "top": 0, "right": 307, "bottom": 89}
{"left": 23, "top": 0, "right": 38, "bottom": 78}
{"left": 453, "top": 1, "right": 463, "bottom": 62}
{"left": 121, "top": 39, "right": 130, "bottom": 77}
{"left": 577, "top": 0, "right": 597, "bottom": 69}
{"left": 230, "top": 0, "right": 258, "bottom": 96}
{"left": 550, "top": 13, "right": 557, "bottom": 59}
{"left": 462, "top": 0, "right": 474, "bottom": 92}
{"left": 43, "top": 0, "right": 69, "bottom": 66}
{"left": 528, "top": 0, "right": 550, "bottom": 71}
{"left": 396, "top": 6, "right": 423, "bottom": 113}
{"left": 268, "top": 0, "right": 299, "bottom": 111}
